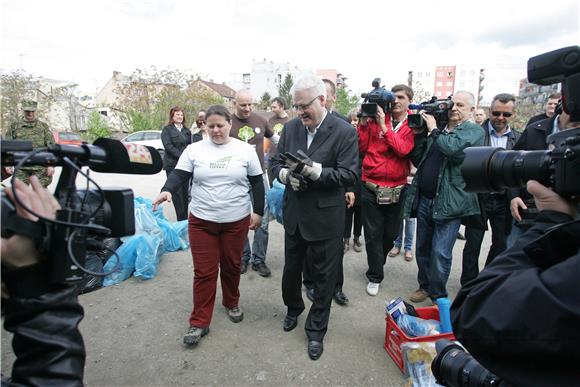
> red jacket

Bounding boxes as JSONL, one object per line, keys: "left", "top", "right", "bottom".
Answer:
{"left": 357, "top": 113, "right": 414, "bottom": 187}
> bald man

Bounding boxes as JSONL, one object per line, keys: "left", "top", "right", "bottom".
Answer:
{"left": 231, "top": 89, "right": 279, "bottom": 277}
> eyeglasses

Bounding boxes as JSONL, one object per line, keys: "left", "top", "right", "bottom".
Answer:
{"left": 491, "top": 111, "right": 513, "bottom": 118}
{"left": 292, "top": 95, "right": 321, "bottom": 111}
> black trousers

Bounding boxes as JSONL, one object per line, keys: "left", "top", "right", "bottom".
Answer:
{"left": 283, "top": 227, "right": 342, "bottom": 342}
{"left": 362, "top": 185, "right": 402, "bottom": 284}
{"left": 344, "top": 204, "right": 363, "bottom": 239}
{"left": 461, "top": 194, "right": 509, "bottom": 285}
{"left": 165, "top": 169, "right": 190, "bottom": 221}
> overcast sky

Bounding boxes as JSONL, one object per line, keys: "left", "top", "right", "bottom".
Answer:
{"left": 1, "top": 0, "right": 579, "bottom": 104}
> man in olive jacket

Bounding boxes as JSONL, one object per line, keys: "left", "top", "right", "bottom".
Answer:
{"left": 402, "top": 91, "right": 484, "bottom": 303}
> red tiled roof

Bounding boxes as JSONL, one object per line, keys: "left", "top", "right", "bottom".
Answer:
{"left": 200, "top": 80, "right": 236, "bottom": 99}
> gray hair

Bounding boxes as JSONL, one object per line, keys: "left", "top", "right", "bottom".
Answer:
{"left": 291, "top": 74, "right": 326, "bottom": 98}
{"left": 454, "top": 90, "right": 475, "bottom": 107}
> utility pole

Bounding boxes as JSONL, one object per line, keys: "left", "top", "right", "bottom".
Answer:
{"left": 17, "top": 53, "right": 28, "bottom": 71}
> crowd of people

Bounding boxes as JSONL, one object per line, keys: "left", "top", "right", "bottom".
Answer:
{"left": 2, "top": 71, "right": 578, "bottom": 384}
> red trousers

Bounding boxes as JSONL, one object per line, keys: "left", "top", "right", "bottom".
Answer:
{"left": 187, "top": 213, "right": 250, "bottom": 328}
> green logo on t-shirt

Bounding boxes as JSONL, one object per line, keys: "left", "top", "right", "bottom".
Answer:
{"left": 210, "top": 156, "right": 232, "bottom": 169}
{"left": 238, "top": 125, "right": 255, "bottom": 142}
{"left": 272, "top": 123, "right": 284, "bottom": 135}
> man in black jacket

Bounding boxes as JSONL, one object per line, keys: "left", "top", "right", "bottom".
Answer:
{"left": 2, "top": 177, "right": 85, "bottom": 386}
{"left": 461, "top": 93, "right": 519, "bottom": 285}
{"left": 270, "top": 74, "right": 358, "bottom": 360}
{"left": 525, "top": 92, "right": 560, "bottom": 126}
{"left": 507, "top": 110, "right": 575, "bottom": 247}
{"left": 452, "top": 179, "right": 580, "bottom": 387}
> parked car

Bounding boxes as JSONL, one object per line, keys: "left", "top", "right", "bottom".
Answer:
{"left": 53, "top": 131, "right": 84, "bottom": 145}
{"left": 121, "top": 130, "right": 164, "bottom": 158}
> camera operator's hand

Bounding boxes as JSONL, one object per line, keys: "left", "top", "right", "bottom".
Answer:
{"left": 420, "top": 112, "right": 438, "bottom": 133}
{"left": 46, "top": 166, "right": 55, "bottom": 177}
{"left": 377, "top": 105, "right": 387, "bottom": 132}
{"left": 345, "top": 192, "right": 355, "bottom": 208}
{"left": 510, "top": 197, "right": 528, "bottom": 222}
{"left": 1, "top": 176, "right": 60, "bottom": 269}
{"left": 152, "top": 191, "right": 172, "bottom": 211}
{"left": 527, "top": 180, "right": 577, "bottom": 218}
{"left": 249, "top": 213, "right": 262, "bottom": 230}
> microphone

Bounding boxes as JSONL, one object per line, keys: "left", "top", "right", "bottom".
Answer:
{"left": 2, "top": 139, "right": 163, "bottom": 175}
{"left": 90, "top": 138, "right": 163, "bottom": 174}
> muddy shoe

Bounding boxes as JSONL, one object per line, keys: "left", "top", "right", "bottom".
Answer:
{"left": 226, "top": 306, "right": 244, "bottom": 323}
{"left": 183, "top": 326, "right": 209, "bottom": 346}
{"left": 252, "top": 262, "right": 271, "bottom": 277}
{"left": 343, "top": 238, "right": 350, "bottom": 253}
{"left": 388, "top": 246, "right": 401, "bottom": 257}
{"left": 352, "top": 237, "right": 362, "bottom": 252}
{"left": 409, "top": 289, "right": 429, "bottom": 303}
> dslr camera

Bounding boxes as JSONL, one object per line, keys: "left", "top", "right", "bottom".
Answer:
{"left": 408, "top": 96, "right": 454, "bottom": 131}
{"left": 1, "top": 138, "right": 162, "bottom": 284}
{"left": 462, "top": 45, "right": 580, "bottom": 198}
{"left": 359, "top": 78, "right": 395, "bottom": 117}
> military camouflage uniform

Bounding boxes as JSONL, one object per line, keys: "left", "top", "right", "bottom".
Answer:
{"left": 8, "top": 101, "right": 55, "bottom": 187}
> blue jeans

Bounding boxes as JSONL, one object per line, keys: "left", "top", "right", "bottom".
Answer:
{"left": 243, "top": 175, "right": 270, "bottom": 265}
{"left": 415, "top": 196, "right": 461, "bottom": 299}
{"left": 506, "top": 220, "right": 526, "bottom": 248}
{"left": 394, "top": 218, "right": 416, "bottom": 252}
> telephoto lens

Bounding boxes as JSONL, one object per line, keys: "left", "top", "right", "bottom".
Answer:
{"left": 431, "top": 339, "right": 508, "bottom": 387}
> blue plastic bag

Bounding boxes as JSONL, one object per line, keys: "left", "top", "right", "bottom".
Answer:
{"left": 396, "top": 314, "right": 441, "bottom": 337}
{"left": 133, "top": 233, "right": 163, "bottom": 279}
{"left": 173, "top": 219, "right": 189, "bottom": 249}
{"left": 267, "top": 180, "right": 285, "bottom": 225}
{"left": 103, "top": 235, "right": 141, "bottom": 286}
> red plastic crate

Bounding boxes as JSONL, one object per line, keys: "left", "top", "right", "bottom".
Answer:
{"left": 384, "top": 306, "right": 455, "bottom": 372}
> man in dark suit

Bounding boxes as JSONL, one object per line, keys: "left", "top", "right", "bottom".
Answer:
{"left": 270, "top": 74, "right": 358, "bottom": 360}
{"left": 302, "top": 78, "right": 351, "bottom": 307}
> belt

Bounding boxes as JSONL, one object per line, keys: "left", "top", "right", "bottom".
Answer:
{"left": 364, "top": 181, "right": 405, "bottom": 204}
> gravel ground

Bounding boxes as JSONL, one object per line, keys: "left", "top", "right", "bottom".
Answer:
{"left": 2, "top": 169, "right": 490, "bottom": 386}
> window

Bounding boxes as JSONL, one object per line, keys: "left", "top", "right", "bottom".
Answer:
{"left": 418, "top": 71, "right": 422, "bottom": 77}
{"left": 126, "top": 132, "right": 144, "bottom": 142}
{"left": 144, "top": 131, "right": 161, "bottom": 140}
{"left": 460, "top": 81, "right": 465, "bottom": 87}
{"left": 243, "top": 73, "right": 251, "bottom": 84}
{"left": 426, "top": 71, "right": 430, "bottom": 77}
{"left": 461, "top": 71, "right": 466, "bottom": 76}
{"left": 446, "top": 81, "right": 453, "bottom": 86}
{"left": 436, "top": 81, "right": 442, "bottom": 86}
{"left": 437, "top": 72, "right": 443, "bottom": 77}
{"left": 436, "top": 91, "right": 442, "bottom": 97}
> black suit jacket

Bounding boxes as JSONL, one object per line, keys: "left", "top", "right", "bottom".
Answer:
{"left": 270, "top": 113, "right": 358, "bottom": 241}
{"left": 161, "top": 124, "right": 192, "bottom": 170}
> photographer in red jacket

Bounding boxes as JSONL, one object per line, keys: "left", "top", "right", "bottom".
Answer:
{"left": 357, "top": 84, "right": 415, "bottom": 296}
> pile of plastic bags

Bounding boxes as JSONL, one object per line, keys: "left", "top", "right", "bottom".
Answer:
{"left": 102, "top": 197, "right": 189, "bottom": 286}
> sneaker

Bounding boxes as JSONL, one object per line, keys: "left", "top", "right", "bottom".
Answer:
{"left": 352, "top": 237, "right": 362, "bottom": 252}
{"left": 241, "top": 261, "right": 248, "bottom": 274}
{"left": 226, "top": 306, "right": 244, "bottom": 323}
{"left": 409, "top": 289, "right": 429, "bottom": 303}
{"left": 343, "top": 238, "right": 350, "bottom": 253}
{"left": 183, "top": 326, "right": 209, "bottom": 345}
{"left": 366, "top": 282, "right": 380, "bottom": 296}
{"left": 252, "top": 262, "right": 271, "bottom": 277}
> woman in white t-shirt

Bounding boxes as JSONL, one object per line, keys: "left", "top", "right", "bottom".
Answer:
{"left": 153, "top": 105, "right": 264, "bottom": 347}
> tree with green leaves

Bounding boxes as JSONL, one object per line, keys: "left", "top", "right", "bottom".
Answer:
{"left": 114, "top": 67, "right": 224, "bottom": 133}
{"left": 1, "top": 70, "right": 34, "bottom": 134}
{"left": 86, "top": 111, "right": 110, "bottom": 141}
{"left": 334, "top": 88, "right": 360, "bottom": 116}
{"left": 258, "top": 91, "right": 271, "bottom": 110}
{"left": 278, "top": 73, "right": 293, "bottom": 108}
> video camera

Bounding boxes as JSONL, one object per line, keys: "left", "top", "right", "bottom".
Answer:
{"left": 462, "top": 46, "right": 580, "bottom": 198}
{"left": 1, "top": 138, "right": 162, "bottom": 284}
{"left": 408, "top": 96, "right": 454, "bottom": 131}
{"left": 359, "top": 78, "right": 395, "bottom": 117}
